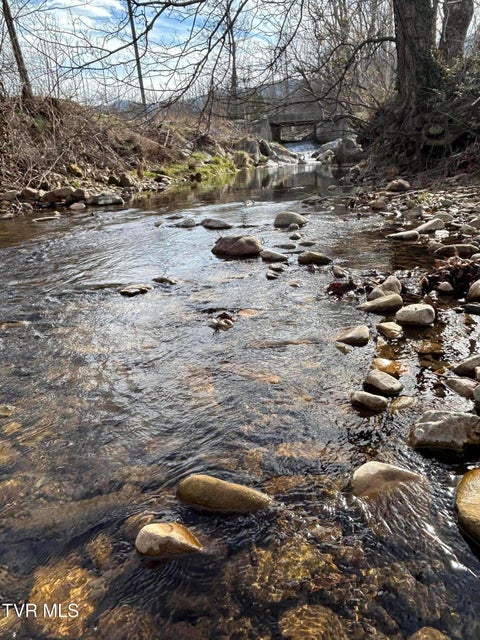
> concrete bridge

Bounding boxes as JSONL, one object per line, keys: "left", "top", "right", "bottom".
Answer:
{"left": 264, "top": 110, "right": 347, "bottom": 143}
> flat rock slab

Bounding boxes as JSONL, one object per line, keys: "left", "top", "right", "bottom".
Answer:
{"left": 176, "top": 473, "right": 272, "bottom": 513}
{"left": 456, "top": 468, "right": 480, "bottom": 544}
{"left": 212, "top": 235, "right": 262, "bottom": 258}
{"left": 335, "top": 325, "right": 370, "bottom": 346}
{"left": 274, "top": 211, "right": 307, "bottom": 228}
{"left": 350, "top": 391, "right": 388, "bottom": 412}
{"left": 135, "top": 522, "right": 202, "bottom": 558}
{"left": 395, "top": 303, "right": 435, "bottom": 326}
{"left": 409, "top": 410, "right": 480, "bottom": 452}
{"left": 201, "top": 218, "right": 233, "bottom": 229}
{"left": 357, "top": 293, "right": 403, "bottom": 313}
{"left": 119, "top": 284, "right": 153, "bottom": 296}
{"left": 261, "top": 249, "right": 289, "bottom": 263}
{"left": 364, "top": 369, "right": 403, "bottom": 396}
{"left": 352, "top": 461, "right": 423, "bottom": 498}
{"left": 298, "top": 251, "right": 332, "bottom": 266}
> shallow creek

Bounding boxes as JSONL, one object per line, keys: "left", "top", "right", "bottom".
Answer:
{"left": 0, "top": 162, "right": 479, "bottom": 639}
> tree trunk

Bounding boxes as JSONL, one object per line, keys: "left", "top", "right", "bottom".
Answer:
{"left": 439, "top": 0, "right": 474, "bottom": 64}
{"left": 1, "top": 0, "right": 34, "bottom": 108}
{"left": 392, "top": 0, "right": 441, "bottom": 113}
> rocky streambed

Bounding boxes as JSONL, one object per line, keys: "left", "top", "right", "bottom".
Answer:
{"left": 0, "top": 165, "right": 480, "bottom": 639}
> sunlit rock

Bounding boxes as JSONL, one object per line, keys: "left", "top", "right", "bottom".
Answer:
{"left": 414, "top": 218, "right": 445, "bottom": 233}
{"left": 352, "top": 461, "right": 424, "bottom": 498}
{"left": 376, "top": 321, "right": 403, "bottom": 339}
{"left": 335, "top": 325, "right": 370, "bottom": 346}
{"left": 118, "top": 283, "right": 153, "bottom": 296}
{"left": 261, "top": 249, "right": 289, "bottom": 262}
{"left": 176, "top": 473, "right": 272, "bottom": 513}
{"left": 395, "top": 303, "right": 435, "bottom": 325}
{"left": 368, "top": 275, "right": 402, "bottom": 300}
{"left": 357, "top": 293, "right": 403, "bottom": 313}
{"left": 409, "top": 410, "right": 480, "bottom": 452}
{"left": 364, "top": 369, "right": 403, "bottom": 396}
{"left": 389, "top": 396, "right": 417, "bottom": 412}
{"left": 387, "top": 230, "right": 420, "bottom": 241}
{"left": 466, "top": 279, "right": 480, "bottom": 301}
{"left": 456, "top": 468, "right": 480, "bottom": 544}
{"left": 279, "top": 604, "right": 349, "bottom": 639}
{"left": 135, "top": 522, "right": 202, "bottom": 558}
{"left": 408, "top": 628, "right": 451, "bottom": 640}
{"left": 350, "top": 391, "right": 388, "bottom": 412}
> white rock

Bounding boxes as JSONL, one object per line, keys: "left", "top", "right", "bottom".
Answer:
{"left": 409, "top": 410, "right": 480, "bottom": 452}
{"left": 395, "top": 303, "right": 435, "bottom": 326}
{"left": 350, "top": 391, "right": 388, "bottom": 412}
{"left": 364, "top": 369, "right": 403, "bottom": 396}
{"left": 357, "top": 294, "right": 403, "bottom": 314}
{"left": 352, "top": 461, "right": 423, "bottom": 498}
{"left": 135, "top": 522, "right": 202, "bottom": 558}
{"left": 335, "top": 325, "right": 370, "bottom": 347}
{"left": 387, "top": 230, "right": 420, "bottom": 241}
{"left": 376, "top": 321, "right": 403, "bottom": 339}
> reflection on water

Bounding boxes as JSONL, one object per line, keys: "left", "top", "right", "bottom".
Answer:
{"left": 0, "top": 164, "right": 479, "bottom": 639}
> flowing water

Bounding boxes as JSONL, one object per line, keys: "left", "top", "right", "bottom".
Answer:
{"left": 0, "top": 161, "right": 479, "bottom": 639}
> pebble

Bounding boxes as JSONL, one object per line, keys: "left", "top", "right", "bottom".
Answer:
{"left": 376, "top": 321, "right": 403, "bottom": 338}
{"left": 350, "top": 391, "right": 388, "bottom": 412}
{"left": 364, "top": 369, "right": 403, "bottom": 396}
{"left": 135, "top": 522, "right": 202, "bottom": 558}
{"left": 335, "top": 325, "right": 370, "bottom": 347}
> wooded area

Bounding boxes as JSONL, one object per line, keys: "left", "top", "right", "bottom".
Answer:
{"left": 1, "top": 0, "right": 480, "bottom": 168}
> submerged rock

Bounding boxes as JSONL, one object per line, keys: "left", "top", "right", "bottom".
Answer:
{"left": 357, "top": 293, "right": 403, "bottom": 313}
{"left": 350, "top": 391, "right": 388, "bottom": 412}
{"left": 274, "top": 211, "right": 307, "bottom": 228}
{"left": 279, "top": 604, "right": 348, "bottom": 639}
{"left": 335, "top": 325, "right": 370, "bottom": 346}
{"left": 409, "top": 410, "right": 480, "bottom": 452}
{"left": 135, "top": 522, "right": 202, "bottom": 558}
{"left": 211, "top": 235, "right": 262, "bottom": 258}
{"left": 456, "top": 468, "right": 480, "bottom": 544}
{"left": 298, "top": 251, "right": 332, "bottom": 266}
{"left": 176, "top": 473, "right": 272, "bottom": 513}
{"left": 352, "top": 461, "right": 423, "bottom": 498}
{"left": 395, "top": 303, "right": 435, "bottom": 326}
{"left": 364, "top": 369, "right": 403, "bottom": 396}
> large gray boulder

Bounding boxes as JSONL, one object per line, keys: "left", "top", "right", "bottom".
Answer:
{"left": 211, "top": 235, "right": 262, "bottom": 258}
{"left": 409, "top": 410, "right": 480, "bottom": 452}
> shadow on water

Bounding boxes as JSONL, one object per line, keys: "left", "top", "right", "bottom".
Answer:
{"left": 0, "top": 162, "right": 479, "bottom": 638}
